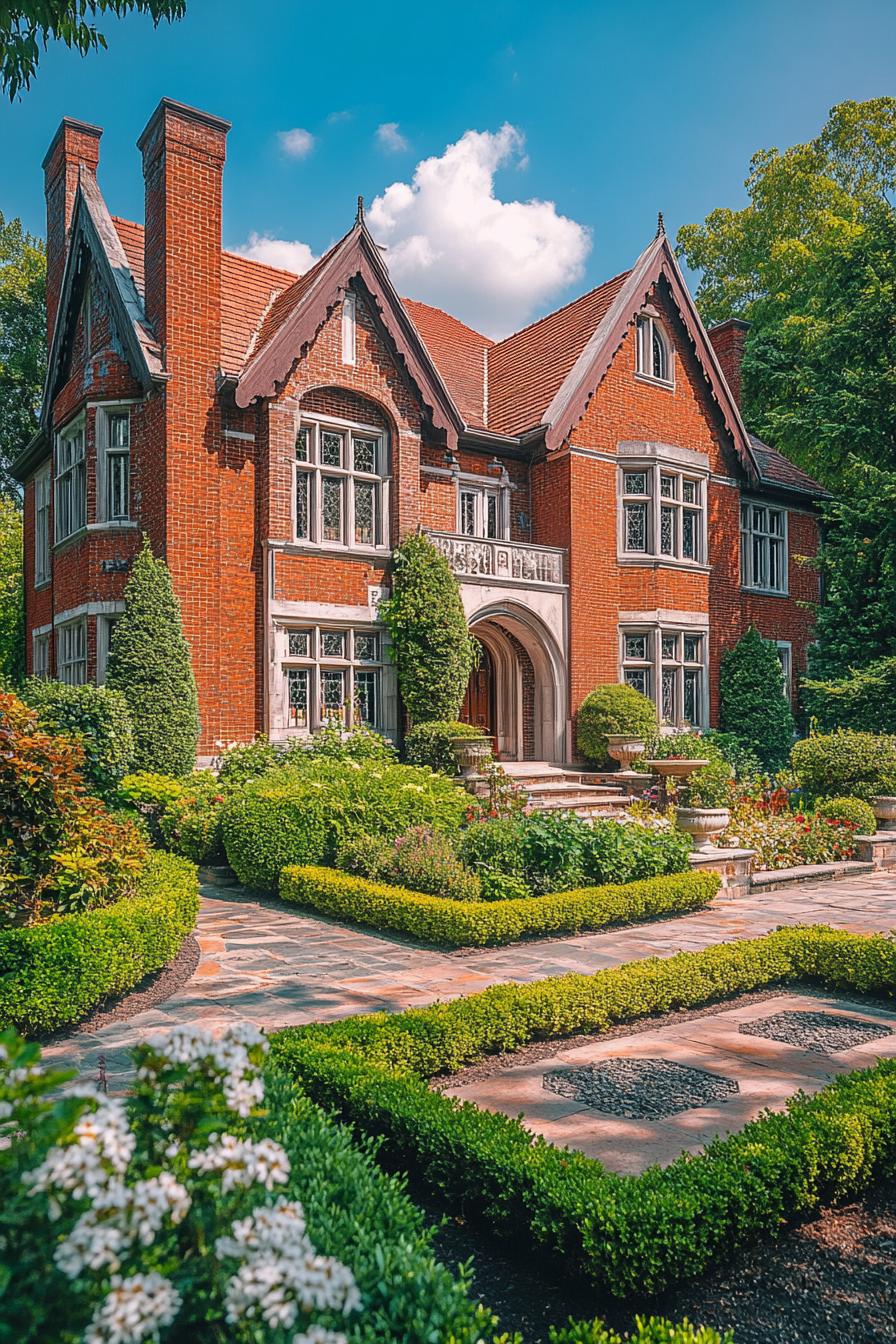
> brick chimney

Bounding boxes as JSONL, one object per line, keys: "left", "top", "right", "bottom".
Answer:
{"left": 707, "top": 317, "right": 750, "bottom": 409}
{"left": 43, "top": 117, "right": 102, "bottom": 347}
{"left": 137, "top": 98, "right": 230, "bottom": 367}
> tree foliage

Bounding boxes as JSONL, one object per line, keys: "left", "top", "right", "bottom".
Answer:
{"left": 380, "top": 533, "right": 478, "bottom": 725}
{"left": 0, "top": 496, "right": 23, "bottom": 685}
{"left": 1, "top": 2, "right": 186, "bottom": 99}
{"left": 719, "top": 627, "right": 795, "bottom": 771}
{"left": 0, "top": 212, "right": 45, "bottom": 494}
{"left": 105, "top": 537, "right": 199, "bottom": 777}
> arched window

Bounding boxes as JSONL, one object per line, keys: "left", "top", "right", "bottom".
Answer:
{"left": 636, "top": 315, "right": 671, "bottom": 383}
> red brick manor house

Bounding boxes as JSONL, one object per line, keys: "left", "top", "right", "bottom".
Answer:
{"left": 16, "top": 99, "right": 826, "bottom": 762}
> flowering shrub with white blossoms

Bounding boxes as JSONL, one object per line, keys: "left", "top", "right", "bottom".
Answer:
{"left": 0, "top": 1025, "right": 361, "bottom": 1344}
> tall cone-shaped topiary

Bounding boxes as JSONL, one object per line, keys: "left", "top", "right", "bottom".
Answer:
{"left": 380, "top": 533, "right": 478, "bottom": 724}
{"left": 105, "top": 537, "right": 199, "bottom": 777}
{"left": 719, "top": 625, "right": 795, "bottom": 771}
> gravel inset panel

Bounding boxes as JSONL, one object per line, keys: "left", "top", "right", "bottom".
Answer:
{"left": 739, "top": 1009, "right": 892, "bottom": 1055}
{"left": 542, "top": 1057, "right": 739, "bottom": 1119}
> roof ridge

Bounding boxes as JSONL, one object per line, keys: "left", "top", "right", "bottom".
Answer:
{"left": 490, "top": 267, "right": 632, "bottom": 351}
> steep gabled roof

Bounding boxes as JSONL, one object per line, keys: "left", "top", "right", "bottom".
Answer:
{"left": 234, "top": 221, "right": 465, "bottom": 445}
{"left": 486, "top": 272, "right": 629, "bottom": 436}
{"left": 402, "top": 299, "right": 493, "bottom": 429}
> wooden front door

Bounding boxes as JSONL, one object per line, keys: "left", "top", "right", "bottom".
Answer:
{"left": 460, "top": 643, "right": 496, "bottom": 752}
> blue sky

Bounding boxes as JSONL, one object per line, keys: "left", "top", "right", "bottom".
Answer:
{"left": 2, "top": 0, "right": 895, "bottom": 336}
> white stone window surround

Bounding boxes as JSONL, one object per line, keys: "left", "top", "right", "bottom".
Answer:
{"left": 292, "top": 411, "right": 391, "bottom": 554}
{"left": 617, "top": 442, "right": 709, "bottom": 569}
{"left": 634, "top": 309, "right": 674, "bottom": 388}
{"left": 95, "top": 401, "right": 137, "bottom": 524}
{"left": 270, "top": 606, "right": 397, "bottom": 740}
{"left": 32, "top": 626, "right": 51, "bottom": 679}
{"left": 34, "top": 463, "right": 51, "bottom": 587}
{"left": 618, "top": 609, "right": 709, "bottom": 728}
{"left": 54, "top": 413, "right": 87, "bottom": 544}
{"left": 741, "top": 498, "right": 789, "bottom": 595}
{"left": 775, "top": 639, "right": 793, "bottom": 703}
{"left": 57, "top": 616, "right": 87, "bottom": 686}
{"left": 456, "top": 476, "right": 508, "bottom": 540}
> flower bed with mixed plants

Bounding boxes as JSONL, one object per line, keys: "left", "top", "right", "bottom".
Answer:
{"left": 272, "top": 924, "right": 896, "bottom": 1302}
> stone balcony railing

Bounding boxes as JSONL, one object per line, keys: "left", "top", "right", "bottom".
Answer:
{"left": 427, "top": 531, "right": 566, "bottom": 586}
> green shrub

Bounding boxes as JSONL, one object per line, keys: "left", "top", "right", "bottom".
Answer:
{"left": 582, "top": 819, "right": 693, "bottom": 883}
{"left": 791, "top": 729, "right": 896, "bottom": 803}
{"left": 271, "top": 925, "right": 896, "bottom": 1300}
{"left": 118, "top": 770, "right": 189, "bottom": 812}
{"left": 22, "top": 678, "right": 134, "bottom": 799}
{"left": 222, "top": 760, "right": 468, "bottom": 890}
{"left": 305, "top": 720, "right": 398, "bottom": 764}
{"left": 480, "top": 872, "right": 530, "bottom": 902}
{"left": 577, "top": 683, "right": 658, "bottom": 763}
{"left": 803, "top": 655, "right": 896, "bottom": 733}
{"left": 158, "top": 775, "right": 229, "bottom": 864}
{"left": 105, "top": 537, "right": 199, "bottom": 777}
{"left": 719, "top": 626, "right": 795, "bottom": 769}
{"left": 216, "top": 735, "right": 286, "bottom": 784}
{"left": 404, "top": 720, "right": 486, "bottom": 774}
{"left": 379, "top": 535, "right": 478, "bottom": 722}
{"left": 280, "top": 865, "right": 719, "bottom": 947}
{"left": 549, "top": 1320, "right": 733, "bottom": 1344}
{"left": 388, "top": 826, "right": 481, "bottom": 901}
{"left": 703, "top": 729, "right": 763, "bottom": 783}
{"left": 458, "top": 816, "right": 527, "bottom": 879}
{"left": 680, "top": 755, "right": 734, "bottom": 809}
{"left": 0, "top": 691, "right": 147, "bottom": 926}
{"left": 0, "top": 852, "right": 198, "bottom": 1034}
{"left": 815, "top": 795, "right": 877, "bottom": 835}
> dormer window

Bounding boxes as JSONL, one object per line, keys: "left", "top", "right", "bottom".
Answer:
{"left": 636, "top": 315, "right": 671, "bottom": 384}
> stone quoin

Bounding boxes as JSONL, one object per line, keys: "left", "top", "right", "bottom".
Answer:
{"left": 14, "top": 99, "right": 827, "bottom": 761}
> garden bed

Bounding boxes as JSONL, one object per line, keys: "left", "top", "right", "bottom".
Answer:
{"left": 0, "top": 851, "right": 199, "bottom": 1035}
{"left": 271, "top": 925, "right": 896, "bottom": 1299}
{"left": 279, "top": 864, "right": 720, "bottom": 947}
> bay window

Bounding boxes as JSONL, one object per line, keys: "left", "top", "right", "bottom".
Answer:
{"left": 741, "top": 502, "right": 787, "bottom": 593}
{"left": 282, "top": 624, "right": 383, "bottom": 733}
{"left": 294, "top": 417, "right": 388, "bottom": 549}
{"left": 55, "top": 420, "right": 86, "bottom": 542}
{"left": 621, "top": 625, "right": 707, "bottom": 727}
{"left": 98, "top": 407, "right": 131, "bottom": 522}
{"left": 57, "top": 619, "right": 87, "bottom": 686}
{"left": 620, "top": 462, "right": 706, "bottom": 564}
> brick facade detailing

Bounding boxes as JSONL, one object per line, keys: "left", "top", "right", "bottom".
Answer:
{"left": 20, "top": 99, "right": 823, "bottom": 761}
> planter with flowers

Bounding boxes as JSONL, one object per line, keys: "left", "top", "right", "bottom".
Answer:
{"left": 673, "top": 757, "right": 734, "bottom": 851}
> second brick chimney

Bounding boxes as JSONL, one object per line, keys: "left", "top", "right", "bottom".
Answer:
{"left": 43, "top": 117, "right": 102, "bottom": 347}
{"left": 707, "top": 317, "right": 750, "bottom": 409}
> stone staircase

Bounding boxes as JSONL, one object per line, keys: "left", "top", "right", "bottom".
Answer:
{"left": 500, "top": 761, "right": 632, "bottom": 818}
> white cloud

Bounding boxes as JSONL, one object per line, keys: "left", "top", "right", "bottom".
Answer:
{"left": 277, "top": 127, "right": 315, "bottom": 159}
{"left": 327, "top": 109, "right": 353, "bottom": 125}
{"left": 367, "top": 124, "right": 590, "bottom": 337}
{"left": 376, "top": 121, "right": 409, "bottom": 153}
{"left": 235, "top": 232, "right": 315, "bottom": 274}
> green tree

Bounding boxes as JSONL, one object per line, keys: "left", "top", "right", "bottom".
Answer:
{"left": 719, "top": 627, "right": 795, "bottom": 771}
{"left": 1, "top": 2, "right": 186, "bottom": 99}
{"left": 380, "top": 533, "right": 478, "bottom": 724}
{"left": 0, "top": 212, "right": 45, "bottom": 494}
{"left": 0, "top": 497, "right": 24, "bottom": 684}
{"left": 105, "top": 537, "right": 199, "bottom": 777}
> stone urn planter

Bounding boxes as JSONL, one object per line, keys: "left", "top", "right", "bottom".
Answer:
{"left": 606, "top": 733, "right": 647, "bottom": 772}
{"left": 643, "top": 758, "right": 710, "bottom": 809}
{"left": 674, "top": 806, "right": 731, "bottom": 852}
{"left": 450, "top": 734, "right": 492, "bottom": 783}
{"left": 872, "top": 796, "right": 896, "bottom": 831}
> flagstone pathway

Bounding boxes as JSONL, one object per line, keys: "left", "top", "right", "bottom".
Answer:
{"left": 44, "top": 868, "right": 896, "bottom": 1089}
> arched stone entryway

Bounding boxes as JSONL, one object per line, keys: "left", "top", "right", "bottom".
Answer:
{"left": 462, "top": 603, "right": 567, "bottom": 763}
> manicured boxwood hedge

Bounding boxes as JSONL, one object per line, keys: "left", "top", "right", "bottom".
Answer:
{"left": 272, "top": 925, "right": 896, "bottom": 1298}
{"left": 0, "top": 852, "right": 199, "bottom": 1035}
{"left": 280, "top": 865, "right": 720, "bottom": 947}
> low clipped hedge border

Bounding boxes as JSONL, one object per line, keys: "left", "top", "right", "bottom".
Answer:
{"left": 0, "top": 853, "right": 199, "bottom": 1035}
{"left": 272, "top": 926, "right": 896, "bottom": 1298}
{"left": 279, "top": 865, "right": 720, "bottom": 947}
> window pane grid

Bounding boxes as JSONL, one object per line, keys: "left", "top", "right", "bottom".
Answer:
{"left": 621, "top": 626, "right": 706, "bottom": 728}
{"left": 58, "top": 620, "right": 87, "bottom": 686}
{"left": 621, "top": 465, "right": 704, "bottom": 563}
{"left": 294, "top": 420, "right": 386, "bottom": 548}
{"left": 741, "top": 503, "right": 787, "bottom": 593}
{"left": 55, "top": 425, "right": 86, "bottom": 542}
{"left": 282, "top": 624, "right": 384, "bottom": 733}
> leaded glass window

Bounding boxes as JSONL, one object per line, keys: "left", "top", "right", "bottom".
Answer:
{"left": 355, "top": 671, "right": 378, "bottom": 724}
{"left": 620, "top": 464, "right": 704, "bottom": 563}
{"left": 287, "top": 669, "right": 309, "bottom": 728}
{"left": 661, "top": 634, "right": 676, "bottom": 660}
{"left": 288, "top": 631, "right": 310, "bottom": 657}
{"left": 624, "top": 668, "right": 649, "bottom": 696}
{"left": 457, "top": 483, "right": 500, "bottom": 539}
{"left": 355, "top": 633, "right": 378, "bottom": 662}
{"left": 636, "top": 315, "right": 672, "bottom": 383}
{"left": 625, "top": 634, "right": 648, "bottom": 660}
{"left": 322, "top": 631, "right": 345, "bottom": 658}
{"left": 293, "top": 418, "right": 387, "bottom": 548}
{"left": 621, "top": 626, "right": 707, "bottom": 728}
{"left": 661, "top": 668, "right": 676, "bottom": 722}
{"left": 322, "top": 477, "right": 343, "bottom": 542}
{"left": 322, "top": 669, "right": 346, "bottom": 718}
{"left": 683, "top": 670, "right": 699, "bottom": 725}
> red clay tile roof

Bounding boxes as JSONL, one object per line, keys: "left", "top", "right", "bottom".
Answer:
{"left": 112, "top": 217, "right": 300, "bottom": 374}
{"left": 748, "top": 433, "right": 829, "bottom": 498}
{"left": 485, "top": 271, "right": 630, "bottom": 436}
{"left": 402, "top": 298, "right": 492, "bottom": 429}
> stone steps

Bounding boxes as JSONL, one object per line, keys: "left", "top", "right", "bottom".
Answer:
{"left": 500, "top": 762, "right": 631, "bottom": 817}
